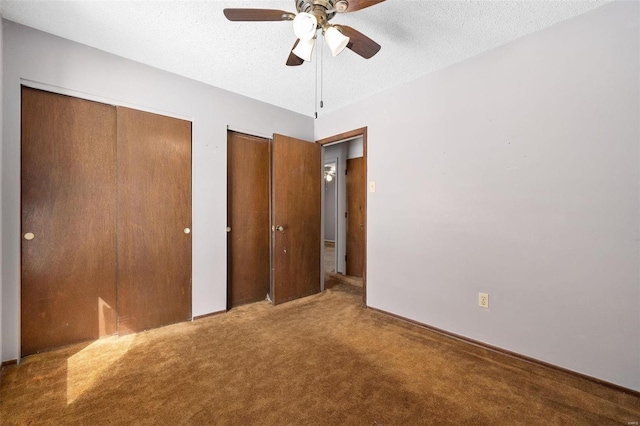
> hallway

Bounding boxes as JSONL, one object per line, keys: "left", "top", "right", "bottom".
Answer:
{"left": 324, "top": 241, "right": 363, "bottom": 288}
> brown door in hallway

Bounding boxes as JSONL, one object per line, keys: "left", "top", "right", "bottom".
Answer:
{"left": 346, "top": 157, "right": 365, "bottom": 277}
{"left": 227, "top": 131, "right": 270, "bottom": 308}
{"left": 21, "top": 87, "right": 118, "bottom": 356}
{"left": 272, "top": 134, "right": 321, "bottom": 304}
{"left": 116, "top": 107, "right": 192, "bottom": 335}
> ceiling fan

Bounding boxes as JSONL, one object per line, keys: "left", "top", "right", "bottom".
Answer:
{"left": 223, "top": 0, "right": 385, "bottom": 66}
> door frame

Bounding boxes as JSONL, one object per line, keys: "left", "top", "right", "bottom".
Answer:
{"left": 316, "top": 127, "right": 368, "bottom": 305}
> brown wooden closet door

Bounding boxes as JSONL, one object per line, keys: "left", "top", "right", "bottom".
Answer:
{"left": 272, "top": 134, "right": 321, "bottom": 304}
{"left": 227, "top": 132, "right": 270, "bottom": 308}
{"left": 21, "top": 87, "right": 117, "bottom": 356}
{"left": 346, "top": 157, "right": 365, "bottom": 278}
{"left": 116, "top": 107, "right": 192, "bottom": 334}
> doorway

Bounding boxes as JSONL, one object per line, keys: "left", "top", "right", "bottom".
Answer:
{"left": 318, "top": 128, "right": 368, "bottom": 303}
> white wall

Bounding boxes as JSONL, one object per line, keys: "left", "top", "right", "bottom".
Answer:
{"left": 323, "top": 143, "right": 348, "bottom": 273}
{"left": 316, "top": 1, "right": 639, "bottom": 391}
{"left": 1, "top": 21, "right": 313, "bottom": 362}
{"left": 348, "top": 137, "right": 363, "bottom": 160}
{"left": 324, "top": 165, "right": 337, "bottom": 241}
{"left": 0, "top": 14, "right": 4, "bottom": 364}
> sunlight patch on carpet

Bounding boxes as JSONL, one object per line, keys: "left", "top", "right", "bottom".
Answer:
{"left": 66, "top": 333, "right": 134, "bottom": 404}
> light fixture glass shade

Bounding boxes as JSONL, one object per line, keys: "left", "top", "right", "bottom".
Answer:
{"left": 293, "top": 12, "right": 317, "bottom": 41}
{"left": 324, "top": 26, "right": 350, "bottom": 57}
{"left": 292, "top": 38, "right": 315, "bottom": 62}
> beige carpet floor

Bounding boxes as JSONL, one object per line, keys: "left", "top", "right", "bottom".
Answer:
{"left": 1, "top": 280, "right": 638, "bottom": 425}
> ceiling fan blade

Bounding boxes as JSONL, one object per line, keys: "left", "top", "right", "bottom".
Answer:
{"left": 223, "top": 9, "right": 295, "bottom": 22}
{"left": 286, "top": 40, "right": 305, "bottom": 66}
{"left": 336, "top": 25, "right": 381, "bottom": 59}
{"left": 339, "top": 0, "right": 386, "bottom": 13}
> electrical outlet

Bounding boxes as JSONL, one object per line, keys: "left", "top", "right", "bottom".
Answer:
{"left": 479, "top": 293, "right": 489, "bottom": 308}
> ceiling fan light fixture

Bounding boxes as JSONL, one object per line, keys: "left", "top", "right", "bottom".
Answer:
{"left": 324, "top": 26, "right": 350, "bottom": 57}
{"left": 293, "top": 12, "right": 318, "bottom": 41}
{"left": 292, "top": 37, "right": 315, "bottom": 61}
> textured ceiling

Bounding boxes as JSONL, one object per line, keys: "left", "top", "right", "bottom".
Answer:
{"left": 1, "top": 0, "right": 611, "bottom": 117}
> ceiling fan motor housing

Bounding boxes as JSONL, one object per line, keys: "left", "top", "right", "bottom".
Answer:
{"left": 296, "top": 0, "right": 337, "bottom": 25}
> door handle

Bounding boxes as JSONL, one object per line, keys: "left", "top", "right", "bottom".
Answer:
{"left": 184, "top": 228, "right": 191, "bottom": 234}
{"left": 24, "top": 232, "right": 35, "bottom": 241}
{"left": 272, "top": 225, "right": 284, "bottom": 232}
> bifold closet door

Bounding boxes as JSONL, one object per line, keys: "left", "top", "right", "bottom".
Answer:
{"left": 116, "top": 107, "right": 192, "bottom": 334}
{"left": 21, "top": 87, "right": 118, "bottom": 356}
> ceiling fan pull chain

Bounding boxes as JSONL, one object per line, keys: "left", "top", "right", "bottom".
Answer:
{"left": 320, "top": 32, "right": 324, "bottom": 109}
{"left": 314, "top": 36, "right": 318, "bottom": 119}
